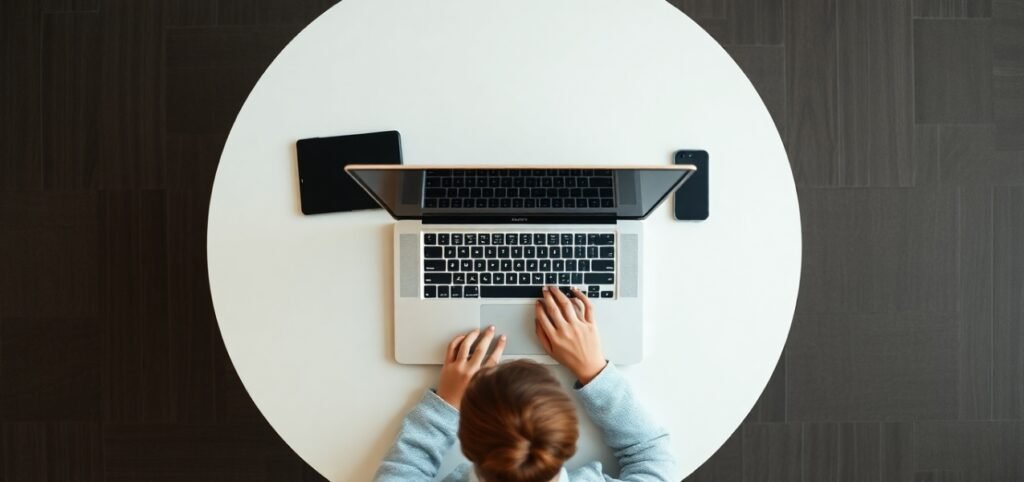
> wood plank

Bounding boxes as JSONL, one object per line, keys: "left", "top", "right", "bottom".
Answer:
{"left": 41, "top": 0, "right": 100, "bottom": 12}
{"left": 99, "top": 190, "right": 173, "bottom": 423}
{"left": 915, "top": 422, "right": 1024, "bottom": 480}
{"left": 797, "top": 188, "right": 959, "bottom": 313}
{"left": 0, "top": 1, "right": 42, "bottom": 188}
{"left": 838, "top": 0, "right": 915, "bottom": 186}
{"left": 993, "top": 75, "right": 1024, "bottom": 150}
{"left": 0, "top": 192, "right": 98, "bottom": 317}
{"left": 785, "top": 0, "right": 840, "bottom": 186}
{"left": 994, "top": 0, "right": 1024, "bottom": 75}
{"left": 915, "top": 19, "right": 993, "bottom": 123}
{"left": 938, "top": 124, "right": 1024, "bottom": 184}
{"left": 729, "top": 0, "right": 784, "bottom": 45}
{"left": 165, "top": 25, "right": 302, "bottom": 136}
{"left": 96, "top": 0, "right": 166, "bottom": 188}
{"left": 914, "top": 471, "right": 966, "bottom": 482}
{"left": 216, "top": 0, "right": 335, "bottom": 26}
{"left": 881, "top": 422, "right": 915, "bottom": 482}
{"left": 163, "top": 0, "right": 219, "bottom": 27}
{"left": 725, "top": 45, "right": 786, "bottom": 137}
{"left": 802, "top": 423, "right": 881, "bottom": 482}
{"left": 788, "top": 311, "right": 959, "bottom": 420}
{"left": 914, "top": 124, "right": 941, "bottom": 186}
{"left": 915, "top": 0, "right": 992, "bottom": 17}
{"left": 742, "top": 423, "right": 801, "bottom": 482}
{"left": 166, "top": 190, "right": 218, "bottom": 423}
{"left": 993, "top": 187, "right": 1024, "bottom": 419}
{"left": 668, "top": 0, "right": 728, "bottom": 19}
{"left": 2, "top": 423, "right": 102, "bottom": 482}
{"left": 41, "top": 12, "right": 101, "bottom": 189}
{"left": 958, "top": 187, "right": 994, "bottom": 420}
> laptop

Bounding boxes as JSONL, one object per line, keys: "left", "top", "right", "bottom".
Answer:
{"left": 345, "top": 165, "right": 696, "bottom": 365}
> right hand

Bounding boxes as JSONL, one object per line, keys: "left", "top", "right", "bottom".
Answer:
{"left": 535, "top": 285, "right": 607, "bottom": 385}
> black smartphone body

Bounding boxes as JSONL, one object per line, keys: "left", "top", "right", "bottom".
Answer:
{"left": 674, "top": 149, "right": 709, "bottom": 220}
{"left": 295, "top": 130, "right": 402, "bottom": 215}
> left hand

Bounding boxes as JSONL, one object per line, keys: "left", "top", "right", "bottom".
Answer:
{"left": 436, "top": 326, "right": 506, "bottom": 410}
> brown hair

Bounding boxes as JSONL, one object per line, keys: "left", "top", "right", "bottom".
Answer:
{"left": 458, "top": 360, "right": 578, "bottom": 482}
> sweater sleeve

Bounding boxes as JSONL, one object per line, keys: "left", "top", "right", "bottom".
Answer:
{"left": 373, "top": 389, "right": 461, "bottom": 482}
{"left": 573, "top": 363, "right": 676, "bottom": 482}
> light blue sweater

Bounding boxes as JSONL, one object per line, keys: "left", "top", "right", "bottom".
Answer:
{"left": 373, "top": 363, "right": 676, "bottom": 481}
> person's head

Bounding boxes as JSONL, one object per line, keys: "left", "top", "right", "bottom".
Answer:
{"left": 458, "top": 359, "right": 578, "bottom": 482}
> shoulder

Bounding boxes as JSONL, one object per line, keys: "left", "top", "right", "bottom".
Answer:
{"left": 567, "top": 461, "right": 610, "bottom": 481}
{"left": 439, "top": 462, "right": 474, "bottom": 482}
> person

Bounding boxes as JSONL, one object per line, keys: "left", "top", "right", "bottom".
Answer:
{"left": 373, "top": 285, "right": 675, "bottom": 482}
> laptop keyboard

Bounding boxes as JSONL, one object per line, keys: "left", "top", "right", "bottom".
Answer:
{"left": 422, "top": 231, "right": 615, "bottom": 299}
{"left": 422, "top": 169, "right": 616, "bottom": 209}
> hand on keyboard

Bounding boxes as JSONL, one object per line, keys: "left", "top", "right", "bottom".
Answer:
{"left": 436, "top": 326, "right": 506, "bottom": 411}
{"left": 535, "top": 286, "right": 607, "bottom": 386}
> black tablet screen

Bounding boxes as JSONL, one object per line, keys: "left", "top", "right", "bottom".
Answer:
{"left": 295, "top": 130, "right": 402, "bottom": 215}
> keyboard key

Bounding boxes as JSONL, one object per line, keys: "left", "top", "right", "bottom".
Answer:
{"left": 506, "top": 272, "right": 518, "bottom": 284}
{"left": 447, "top": 260, "right": 459, "bottom": 271}
{"left": 586, "top": 247, "right": 598, "bottom": 258}
{"left": 465, "top": 233, "right": 476, "bottom": 245}
{"left": 499, "top": 247, "right": 510, "bottom": 258}
{"left": 526, "top": 260, "right": 538, "bottom": 271}
{"left": 587, "top": 234, "right": 599, "bottom": 244}
{"left": 553, "top": 260, "right": 564, "bottom": 271}
{"left": 464, "top": 285, "right": 479, "bottom": 298}
{"left": 458, "top": 247, "right": 470, "bottom": 258}
{"left": 566, "top": 260, "right": 577, "bottom": 271}
{"left": 585, "top": 273, "right": 614, "bottom": 284}
{"left": 438, "top": 285, "right": 450, "bottom": 298}
{"left": 494, "top": 273, "right": 505, "bottom": 284}
{"left": 513, "top": 260, "right": 525, "bottom": 271}
{"left": 460, "top": 260, "right": 472, "bottom": 271}
{"left": 424, "top": 260, "right": 445, "bottom": 271}
{"left": 547, "top": 234, "right": 559, "bottom": 245}
{"left": 424, "top": 234, "right": 437, "bottom": 245}
{"left": 444, "top": 247, "right": 456, "bottom": 258}
{"left": 511, "top": 247, "right": 523, "bottom": 258}
{"left": 479, "top": 234, "right": 490, "bottom": 245}
{"left": 517, "top": 273, "right": 530, "bottom": 284}
{"left": 601, "top": 291, "right": 613, "bottom": 298}
{"left": 591, "top": 260, "right": 615, "bottom": 271}
{"left": 534, "top": 234, "right": 545, "bottom": 245}
{"left": 467, "top": 273, "right": 479, "bottom": 284}
{"left": 425, "top": 273, "right": 451, "bottom": 284}
{"left": 424, "top": 247, "right": 443, "bottom": 258}
{"left": 571, "top": 273, "right": 583, "bottom": 284}
{"left": 487, "top": 260, "right": 499, "bottom": 271}
{"left": 524, "top": 247, "right": 536, "bottom": 258}
{"left": 501, "top": 260, "right": 512, "bottom": 271}
{"left": 574, "top": 234, "right": 586, "bottom": 245}
{"left": 558, "top": 273, "right": 570, "bottom": 284}
{"left": 480, "top": 273, "right": 492, "bottom": 284}
{"left": 451, "top": 286, "right": 463, "bottom": 298}
{"left": 452, "top": 233, "right": 463, "bottom": 245}
{"left": 481, "top": 286, "right": 545, "bottom": 298}
{"left": 493, "top": 233, "right": 504, "bottom": 245}
{"left": 520, "top": 234, "right": 531, "bottom": 244}
{"left": 561, "top": 234, "right": 573, "bottom": 245}
{"left": 599, "top": 247, "right": 614, "bottom": 258}
{"left": 574, "top": 247, "right": 585, "bottom": 258}
{"left": 537, "top": 247, "right": 548, "bottom": 257}
{"left": 485, "top": 247, "right": 497, "bottom": 258}
{"left": 471, "top": 247, "right": 483, "bottom": 258}
{"left": 424, "top": 285, "right": 436, "bottom": 298}
{"left": 506, "top": 234, "right": 518, "bottom": 246}
{"left": 545, "top": 273, "right": 557, "bottom": 284}
{"left": 578, "top": 260, "right": 590, "bottom": 271}
{"left": 561, "top": 247, "right": 573, "bottom": 258}
{"left": 438, "top": 234, "right": 450, "bottom": 245}
{"left": 532, "top": 273, "right": 544, "bottom": 284}
{"left": 540, "top": 260, "right": 551, "bottom": 271}
{"left": 595, "top": 234, "right": 615, "bottom": 245}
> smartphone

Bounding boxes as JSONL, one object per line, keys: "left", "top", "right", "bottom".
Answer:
{"left": 674, "top": 150, "right": 708, "bottom": 220}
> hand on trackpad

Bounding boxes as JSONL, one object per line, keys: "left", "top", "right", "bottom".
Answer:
{"left": 480, "top": 304, "right": 546, "bottom": 355}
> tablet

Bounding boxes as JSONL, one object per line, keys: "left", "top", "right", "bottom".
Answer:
{"left": 295, "top": 130, "right": 402, "bottom": 215}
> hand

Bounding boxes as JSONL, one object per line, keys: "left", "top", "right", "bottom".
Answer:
{"left": 436, "top": 326, "right": 506, "bottom": 410}
{"left": 535, "top": 286, "right": 607, "bottom": 385}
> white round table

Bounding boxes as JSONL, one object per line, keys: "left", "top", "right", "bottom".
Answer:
{"left": 207, "top": 0, "right": 801, "bottom": 479}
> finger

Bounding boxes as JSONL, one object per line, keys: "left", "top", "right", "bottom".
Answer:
{"left": 548, "top": 285, "right": 579, "bottom": 323}
{"left": 535, "top": 299, "right": 558, "bottom": 336}
{"left": 541, "top": 286, "right": 568, "bottom": 325}
{"left": 574, "top": 287, "right": 596, "bottom": 324}
{"left": 470, "top": 326, "right": 496, "bottom": 367}
{"left": 485, "top": 334, "right": 507, "bottom": 367}
{"left": 458, "top": 329, "right": 480, "bottom": 361}
{"left": 446, "top": 335, "right": 467, "bottom": 362}
{"left": 535, "top": 319, "right": 553, "bottom": 354}
{"left": 572, "top": 298, "right": 585, "bottom": 319}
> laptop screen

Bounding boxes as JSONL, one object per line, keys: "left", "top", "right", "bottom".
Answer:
{"left": 345, "top": 166, "right": 695, "bottom": 220}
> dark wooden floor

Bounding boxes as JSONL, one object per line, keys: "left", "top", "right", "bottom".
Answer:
{"left": 0, "top": 0, "right": 1021, "bottom": 480}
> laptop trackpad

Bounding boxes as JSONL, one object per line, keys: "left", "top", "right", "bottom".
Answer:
{"left": 481, "top": 304, "right": 546, "bottom": 355}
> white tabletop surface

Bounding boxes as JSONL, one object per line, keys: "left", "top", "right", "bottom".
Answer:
{"left": 207, "top": 0, "right": 801, "bottom": 479}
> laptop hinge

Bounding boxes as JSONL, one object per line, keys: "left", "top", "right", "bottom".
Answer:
{"left": 421, "top": 214, "right": 617, "bottom": 225}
